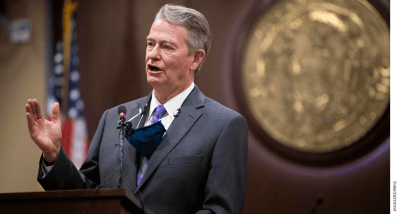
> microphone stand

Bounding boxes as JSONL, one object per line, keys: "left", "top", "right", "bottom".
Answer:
{"left": 116, "top": 110, "right": 127, "bottom": 188}
{"left": 115, "top": 109, "right": 136, "bottom": 188}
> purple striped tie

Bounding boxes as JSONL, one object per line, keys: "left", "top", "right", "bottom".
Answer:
{"left": 137, "top": 105, "right": 165, "bottom": 186}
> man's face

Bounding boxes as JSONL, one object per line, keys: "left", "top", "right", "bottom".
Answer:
{"left": 145, "top": 18, "right": 194, "bottom": 91}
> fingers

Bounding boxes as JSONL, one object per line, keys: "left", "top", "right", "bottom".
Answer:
{"left": 33, "top": 99, "right": 43, "bottom": 119}
{"left": 51, "top": 102, "right": 60, "bottom": 122}
{"left": 26, "top": 100, "right": 38, "bottom": 137}
{"left": 26, "top": 111, "right": 34, "bottom": 134}
{"left": 25, "top": 102, "right": 32, "bottom": 115}
{"left": 25, "top": 99, "right": 43, "bottom": 120}
{"left": 27, "top": 99, "right": 43, "bottom": 120}
{"left": 25, "top": 103, "right": 33, "bottom": 130}
{"left": 27, "top": 99, "right": 34, "bottom": 119}
{"left": 28, "top": 99, "right": 37, "bottom": 119}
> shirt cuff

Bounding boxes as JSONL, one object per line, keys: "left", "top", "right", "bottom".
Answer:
{"left": 40, "top": 158, "right": 54, "bottom": 177}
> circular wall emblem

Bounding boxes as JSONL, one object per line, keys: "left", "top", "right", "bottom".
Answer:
{"left": 234, "top": 0, "right": 389, "bottom": 163}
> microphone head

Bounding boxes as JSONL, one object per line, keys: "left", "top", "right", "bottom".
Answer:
{"left": 118, "top": 106, "right": 126, "bottom": 117}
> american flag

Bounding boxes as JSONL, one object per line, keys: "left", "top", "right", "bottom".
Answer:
{"left": 47, "top": 19, "right": 87, "bottom": 169}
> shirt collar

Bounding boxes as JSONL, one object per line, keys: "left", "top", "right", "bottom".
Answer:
{"left": 149, "top": 82, "right": 195, "bottom": 117}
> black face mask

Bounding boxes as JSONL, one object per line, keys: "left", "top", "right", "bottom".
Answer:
{"left": 125, "top": 121, "right": 166, "bottom": 159}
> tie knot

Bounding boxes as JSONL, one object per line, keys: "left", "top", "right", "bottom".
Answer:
{"left": 154, "top": 105, "right": 165, "bottom": 117}
{"left": 151, "top": 105, "right": 166, "bottom": 125}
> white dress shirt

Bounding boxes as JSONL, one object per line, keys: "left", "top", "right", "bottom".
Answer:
{"left": 138, "top": 82, "right": 195, "bottom": 177}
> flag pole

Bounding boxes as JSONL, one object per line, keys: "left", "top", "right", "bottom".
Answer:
{"left": 60, "top": 0, "right": 78, "bottom": 118}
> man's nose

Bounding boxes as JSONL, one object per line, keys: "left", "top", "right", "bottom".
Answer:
{"left": 148, "top": 45, "right": 161, "bottom": 60}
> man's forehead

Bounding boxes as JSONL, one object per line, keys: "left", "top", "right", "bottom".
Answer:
{"left": 147, "top": 19, "right": 187, "bottom": 42}
{"left": 146, "top": 32, "right": 179, "bottom": 43}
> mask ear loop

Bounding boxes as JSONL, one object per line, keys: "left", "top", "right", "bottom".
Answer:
{"left": 135, "top": 107, "right": 180, "bottom": 131}
{"left": 127, "top": 108, "right": 142, "bottom": 122}
{"left": 135, "top": 109, "right": 145, "bottom": 129}
{"left": 173, "top": 108, "right": 181, "bottom": 117}
{"left": 135, "top": 103, "right": 151, "bottom": 129}
{"left": 159, "top": 108, "right": 180, "bottom": 123}
{"left": 156, "top": 108, "right": 180, "bottom": 135}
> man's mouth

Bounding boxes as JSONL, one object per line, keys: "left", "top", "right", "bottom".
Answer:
{"left": 148, "top": 65, "right": 161, "bottom": 71}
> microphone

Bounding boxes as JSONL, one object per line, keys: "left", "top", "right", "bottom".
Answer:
{"left": 118, "top": 106, "right": 127, "bottom": 127}
{"left": 116, "top": 106, "right": 127, "bottom": 188}
{"left": 118, "top": 105, "right": 133, "bottom": 132}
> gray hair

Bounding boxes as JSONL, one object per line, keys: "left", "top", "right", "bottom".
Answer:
{"left": 155, "top": 4, "right": 212, "bottom": 73}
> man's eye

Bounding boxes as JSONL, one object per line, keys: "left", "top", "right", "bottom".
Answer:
{"left": 164, "top": 45, "right": 171, "bottom": 50}
{"left": 147, "top": 42, "right": 154, "bottom": 46}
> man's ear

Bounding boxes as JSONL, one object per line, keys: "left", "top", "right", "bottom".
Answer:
{"left": 190, "top": 49, "right": 206, "bottom": 71}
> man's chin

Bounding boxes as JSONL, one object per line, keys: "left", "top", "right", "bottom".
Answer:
{"left": 147, "top": 77, "right": 165, "bottom": 87}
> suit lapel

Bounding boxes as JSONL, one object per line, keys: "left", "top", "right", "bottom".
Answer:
{"left": 135, "top": 86, "right": 206, "bottom": 192}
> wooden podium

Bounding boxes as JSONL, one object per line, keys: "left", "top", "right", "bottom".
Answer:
{"left": 0, "top": 188, "right": 153, "bottom": 214}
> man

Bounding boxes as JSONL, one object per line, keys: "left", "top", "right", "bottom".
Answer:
{"left": 26, "top": 4, "right": 248, "bottom": 214}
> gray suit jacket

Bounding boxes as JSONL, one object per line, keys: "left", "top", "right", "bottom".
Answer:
{"left": 38, "top": 86, "right": 248, "bottom": 214}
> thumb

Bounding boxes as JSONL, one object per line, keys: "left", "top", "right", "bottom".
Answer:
{"left": 51, "top": 102, "right": 60, "bottom": 122}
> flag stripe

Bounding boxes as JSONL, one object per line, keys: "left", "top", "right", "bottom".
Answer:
{"left": 47, "top": 17, "right": 87, "bottom": 169}
{"left": 61, "top": 119, "right": 73, "bottom": 157}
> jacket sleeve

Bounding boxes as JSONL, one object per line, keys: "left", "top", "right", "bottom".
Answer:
{"left": 197, "top": 114, "right": 249, "bottom": 214}
{"left": 37, "top": 110, "right": 109, "bottom": 190}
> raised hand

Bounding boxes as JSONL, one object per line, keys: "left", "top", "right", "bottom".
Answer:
{"left": 26, "top": 99, "right": 62, "bottom": 163}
